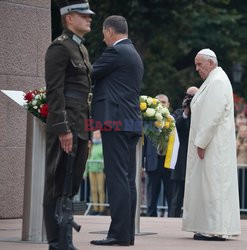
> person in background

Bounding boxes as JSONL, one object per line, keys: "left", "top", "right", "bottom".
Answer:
{"left": 236, "top": 124, "right": 247, "bottom": 165}
{"left": 182, "top": 48, "right": 241, "bottom": 240}
{"left": 43, "top": 1, "right": 94, "bottom": 249}
{"left": 143, "top": 94, "right": 173, "bottom": 217}
{"left": 84, "top": 130, "right": 106, "bottom": 215}
{"left": 235, "top": 112, "right": 247, "bottom": 134}
{"left": 169, "top": 86, "right": 198, "bottom": 217}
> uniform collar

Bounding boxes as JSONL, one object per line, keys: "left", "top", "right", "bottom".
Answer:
{"left": 62, "top": 29, "right": 85, "bottom": 45}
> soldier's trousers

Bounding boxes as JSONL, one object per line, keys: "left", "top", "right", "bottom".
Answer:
{"left": 43, "top": 133, "right": 88, "bottom": 204}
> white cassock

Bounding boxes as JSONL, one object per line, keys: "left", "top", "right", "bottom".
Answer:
{"left": 182, "top": 67, "right": 241, "bottom": 236}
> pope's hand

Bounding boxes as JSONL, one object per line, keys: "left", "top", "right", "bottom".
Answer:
{"left": 197, "top": 147, "right": 205, "bottom": 160}
{"left": 59, "top": 132, "right": 73, "bottom": 153}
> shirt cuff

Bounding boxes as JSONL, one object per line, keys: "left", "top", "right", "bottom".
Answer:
{"left": 183, "top": 112, "right": 188, "bottom": 119}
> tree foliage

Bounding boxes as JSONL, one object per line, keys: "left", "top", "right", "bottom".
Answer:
{"left": 51, "top": 0, "right": 247, "bottom": 109}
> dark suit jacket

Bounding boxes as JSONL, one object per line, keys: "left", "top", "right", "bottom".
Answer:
{"left": 142, "top": 136, "right": 158, "bottom": 172}
{"left": 171, "top": 109, "right": 190, "bottom": 180}
{"left": 91, "top": 39, "right": 144, "bottom": 133}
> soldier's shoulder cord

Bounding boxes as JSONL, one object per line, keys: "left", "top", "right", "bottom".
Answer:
{"left": 52, "top": 35, "right": 76, "bottom": 54}
{"left": 53, "top": 34, "right": 69, "bottom": 44}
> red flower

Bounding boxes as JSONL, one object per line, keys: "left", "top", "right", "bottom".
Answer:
{"left": 24, "top": 91, "right": 34, "bottom": 102}
{"left": 40, "top": 104, "right": 48, "bottom": 117}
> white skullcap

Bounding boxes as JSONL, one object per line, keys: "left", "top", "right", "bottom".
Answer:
{"left": 197, "top": 48, "right": 217, "bottom": 58}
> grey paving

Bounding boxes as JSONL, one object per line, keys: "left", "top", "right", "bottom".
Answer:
{"left": 0, "top": 216, "right": 246, "bottom": 250}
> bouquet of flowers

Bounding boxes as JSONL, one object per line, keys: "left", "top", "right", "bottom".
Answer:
{"left": 139, "top": 95, "right": 175, "bottom": 153}
{"left": 24, "top": 87, "right": 48, "bottom": 123}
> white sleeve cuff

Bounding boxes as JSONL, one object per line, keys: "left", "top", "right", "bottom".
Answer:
{"left": 183, "top": 112, "right": 188, "bottom": 119}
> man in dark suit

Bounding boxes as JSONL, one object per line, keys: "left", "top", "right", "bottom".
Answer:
{"left": 143, "top": 94, "right": 173, "bottom": 217}
{"left": 90, "top": 16, "right": 144, "bottom": 246}
{"left": 169, "top": 86, "right": 198, "bottom": 217}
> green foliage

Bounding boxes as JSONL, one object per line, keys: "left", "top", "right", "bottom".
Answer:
{"left": 51, "top": 0, "right": 247, "bottom": 109}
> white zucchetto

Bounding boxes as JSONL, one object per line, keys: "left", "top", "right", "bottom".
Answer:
{"left": 197, "top": 48, "right": 217, "bottom": 58}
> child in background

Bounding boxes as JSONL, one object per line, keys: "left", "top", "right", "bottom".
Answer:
{"left": 84, "top": 130, "right": 105, "bottom": 215}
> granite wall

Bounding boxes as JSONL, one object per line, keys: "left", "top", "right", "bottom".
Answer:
{"left": 0, "top": 0, "right": 51, "bottom": 218}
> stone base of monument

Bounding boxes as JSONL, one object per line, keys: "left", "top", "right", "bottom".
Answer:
{"left": 22, "top": 113, "right": 47, "bottom": 242}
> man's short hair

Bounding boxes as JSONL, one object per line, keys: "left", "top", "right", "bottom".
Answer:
{"left": 103, "top": 15, "right": 128, "bottom": 34}
{"left": 61, "top": 14, "right": 69, "bottom": 28}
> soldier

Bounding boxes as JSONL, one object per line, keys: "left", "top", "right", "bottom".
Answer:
{"left": 43, "top": 1, "right": 94, "bottom": 249}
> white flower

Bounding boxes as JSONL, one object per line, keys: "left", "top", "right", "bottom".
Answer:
{"left": 35, "top": 95, "right": 40, "bottom": 100}
{"left": 32, "top": 100, "right": 37, "bottom": 105}
{"left": 141, "top": 95, "right": 148, "bottom": 101}
{"left": 155, "top": 112, "right": 163, "bottom": 121}
{"left": 147, "top": 97, "right": 153, "bottom": 105}
{"left": 145, "top": 108, "right": 156, "bottom": 117}
{"left": 33, "top": 106, "right": 38, "bottom": 109}
{"left": 156, "top": 105, "right": 163, "bottom": 113}
{"left": 160, "top": 107, "right": 169, "bottom": 115}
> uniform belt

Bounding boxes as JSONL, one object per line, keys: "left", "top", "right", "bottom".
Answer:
{"left": 64, "top": 90, "right": 88, "bottom": 99}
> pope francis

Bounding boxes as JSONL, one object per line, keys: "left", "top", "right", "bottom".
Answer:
{"left": 182, "top": 49, "right": 241, "bottom": 241}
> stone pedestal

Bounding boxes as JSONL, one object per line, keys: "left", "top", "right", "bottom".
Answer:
{"left": 0, "top": 0, "right": 51, "bottom": 219}
{"left": 22, "top": 113, "right": 46, "bottom": 242}
{"left": 135, "top": 138, "right": 142, "bottom": 234}
{"left": 135, "top": 138, "right": 156, "bottom": 236}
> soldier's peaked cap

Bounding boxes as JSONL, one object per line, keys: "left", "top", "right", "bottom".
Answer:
{"left": 55, "top": 0, "right": 95, "bottom": 15}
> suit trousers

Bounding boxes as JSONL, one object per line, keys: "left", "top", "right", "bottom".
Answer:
{"left": 169, "top": 180, "right": 185, "bottom": 217}
{"left": 43, "top": 134, "right": 88, "bottom": 204}
{"left": 146, "top": 155, "right": 173, "bottom": 217}
{"left": 101, "top": 131, "right": 139, "bottom": 243}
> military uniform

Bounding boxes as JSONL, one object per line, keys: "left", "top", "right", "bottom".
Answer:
{"left": 44, "top": 28, "right": 92, "bottom": 203}
{"left": 43, "top": 28, "right": 92, "bottom": 250}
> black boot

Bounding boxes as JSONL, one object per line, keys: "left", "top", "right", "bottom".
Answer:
{"left": 59, "top": 224, "right": 78, "bottom": 250}
{"left": 43, "top": 201, "right": 59, "bottom": 250}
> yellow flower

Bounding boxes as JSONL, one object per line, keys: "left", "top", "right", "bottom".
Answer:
{"left": 167, "top": 115, "right": 174, "bottom": 122}
{"left": 140, "top": 102, "right": 147, "bottom": 111}
{"left": 164, "top": 122, "right": 170, "bottom": 129}
{"left": 152, "top": 98, "right": 158, "bottom": 105}
{"left": 154, "top": 121, "right": 163, "bottom": 128}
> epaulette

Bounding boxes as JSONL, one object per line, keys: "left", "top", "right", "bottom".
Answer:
{"left": 54, "top": 34, "right": 69, "bottom": 43}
